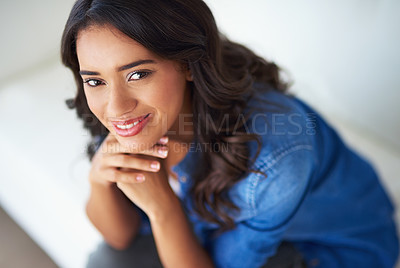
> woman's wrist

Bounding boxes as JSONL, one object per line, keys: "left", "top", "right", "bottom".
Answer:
{"left": 147, "top": 193, "right": 182, "bottom": 224}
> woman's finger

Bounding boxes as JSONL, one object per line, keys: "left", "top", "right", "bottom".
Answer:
{"left": 135, "top": 145, "right": 169, "bottom": 158}
{"left": 107, "top": 168, "right": 146, "bottom": 184}
{"left": 100, "top": 135, "right": 169, "bottom": 158}
{"left": 157, "top": 136, "right": 169, "bottom": 145}
{"left": 105, "top": 154, "right": 161, "bottom": 172}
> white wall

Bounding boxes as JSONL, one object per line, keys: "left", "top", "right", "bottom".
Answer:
{"left": 205, "top": 0, "right": 400, "bottom": 152}
{"left": 0, "top": 0, "right": 76, "bottom": 82}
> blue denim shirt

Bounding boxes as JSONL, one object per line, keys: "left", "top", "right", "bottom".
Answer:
{"left": 134, "top": 90, "right": 399, "bottom": 268}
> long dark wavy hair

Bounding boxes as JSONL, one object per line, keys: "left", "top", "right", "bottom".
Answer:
{"left": 61, "top": 0, "right": 288, "bottom": 230}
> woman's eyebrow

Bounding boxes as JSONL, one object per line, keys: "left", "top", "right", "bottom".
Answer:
{"left": 79, "top": 59, "right": 156, "bottom": 76}
{"left": 79, "top": 70, "right": 100, "bottom": 76}
{"left": 118, "top": 59, "right": 156, "bottom": 71}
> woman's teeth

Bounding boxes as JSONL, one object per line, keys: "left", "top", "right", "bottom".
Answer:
{"left": 117, "top": 120, "right": 140, "bottom": 129}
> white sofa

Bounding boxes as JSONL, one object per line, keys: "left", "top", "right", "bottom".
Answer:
{"left": 0, "top": 1, "right": 399, "bottom": 267}
{"left": 0, "top": 64, "right": 102, "bottom": 268}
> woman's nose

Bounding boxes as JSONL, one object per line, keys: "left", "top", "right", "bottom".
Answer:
{"left": 107, "top": 85, "right": 138, "bottom": 117}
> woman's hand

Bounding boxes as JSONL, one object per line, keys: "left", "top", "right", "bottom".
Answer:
{"left": 89, "top": 133, "right": 176, "bottom": 217}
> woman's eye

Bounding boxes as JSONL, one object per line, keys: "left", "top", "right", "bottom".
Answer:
{"left": 129, "top": 71, "right": 150, "bottom": 81}
{"left": 84, "top": 79, "right": 104, "bottom": 87}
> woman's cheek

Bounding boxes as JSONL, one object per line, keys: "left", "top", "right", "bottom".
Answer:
{"left": 86, "top": 94, "right": 108, "bottom": 128}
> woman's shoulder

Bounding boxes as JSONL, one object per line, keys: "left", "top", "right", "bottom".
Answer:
{"left": 245, "top": 88, "right": 319, "bottom": 163}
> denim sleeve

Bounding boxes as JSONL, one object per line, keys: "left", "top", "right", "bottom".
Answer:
{"left": 207, "top": 145, "right": 315, "bottom": 268}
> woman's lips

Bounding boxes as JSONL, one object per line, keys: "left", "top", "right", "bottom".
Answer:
{"left": 110, "top": 113, "right": 151, "bottom": 137}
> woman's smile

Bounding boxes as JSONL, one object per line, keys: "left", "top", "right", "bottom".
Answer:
{"left": 110, "top": 113, "right": 152, "bottom": 137}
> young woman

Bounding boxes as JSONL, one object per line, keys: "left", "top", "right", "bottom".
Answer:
{"left": 61, "top": 0, "right": 399, "bottom": 267}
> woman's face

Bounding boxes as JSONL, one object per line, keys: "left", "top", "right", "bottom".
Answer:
{"left": 76, "top": 25, "right": 192, "bottom": 151}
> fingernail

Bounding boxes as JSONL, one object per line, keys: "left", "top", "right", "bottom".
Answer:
{"left": 159, "top": 136, "right": 169, "bottom": 144}
{"left": 136, "top": 174, "right": 145, "bottom": 182}
{"left": 158, "top": 148, "right": 168, "bottom": 157}
{"left": 150, "top": 162, "right": 160, "bottom": 170}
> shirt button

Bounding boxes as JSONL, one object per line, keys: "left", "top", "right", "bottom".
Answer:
{"left": 180, "top": 176, "right": 187, "bottom": 183}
